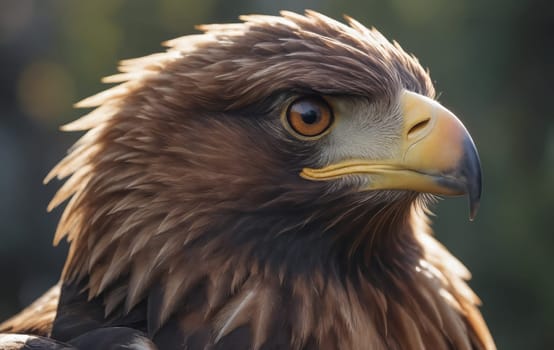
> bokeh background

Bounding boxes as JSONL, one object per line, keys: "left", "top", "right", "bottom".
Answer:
{"left": 0, "top": 0, "right": 552, "bottom": 349}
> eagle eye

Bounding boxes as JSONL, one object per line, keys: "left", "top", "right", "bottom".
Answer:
{"left": 284, "top": 97, "right": 334, "bottom": 139}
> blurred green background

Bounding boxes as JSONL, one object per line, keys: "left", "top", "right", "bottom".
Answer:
{"left": 0, "top": 0, "right": 552, "bottom": 349}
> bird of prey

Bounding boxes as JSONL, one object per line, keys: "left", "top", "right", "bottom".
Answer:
{"left": 0, "top": 10, "right": 495, "bottom": 350}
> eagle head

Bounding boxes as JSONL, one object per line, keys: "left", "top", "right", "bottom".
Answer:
{"left": 44, "top": 10, "right": 493, "bottom": 350}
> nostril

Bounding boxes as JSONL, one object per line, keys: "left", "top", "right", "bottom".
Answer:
{"left": 407, "top": 118, "right": 430, "bottom": 137}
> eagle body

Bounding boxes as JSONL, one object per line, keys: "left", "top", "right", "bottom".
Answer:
{"left": 0, "top": 11, "right": 495, "bottom": 350}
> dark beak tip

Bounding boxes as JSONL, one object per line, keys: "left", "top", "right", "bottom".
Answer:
{"left": 469, "top": 199, "right": 480, "bottom": 221}
{"left": 468, "top": 176, "right": 482, "bottom": 221}
{"left": 463, "top": 136, "right": 482, "bottom": 221}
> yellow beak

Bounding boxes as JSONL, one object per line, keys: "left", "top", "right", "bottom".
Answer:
{"left": 301, "top": 90, "right": 482, "bottom": 219}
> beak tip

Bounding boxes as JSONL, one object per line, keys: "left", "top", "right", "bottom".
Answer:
{"left": 464, "top": 136, "right": 482, "bottom": 221}
{"left": 468, "top": 179, "right": 481, "bottom": 221}
{"left": 469, "top": 200, "right": 480, "bottom": 221}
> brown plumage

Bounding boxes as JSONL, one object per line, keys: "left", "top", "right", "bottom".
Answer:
{"left": 1, "top": 10, "right": 495, "bottom": 350}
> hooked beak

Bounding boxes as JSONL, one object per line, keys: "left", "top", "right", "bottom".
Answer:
{"left": 301, "top": 90, "right": 482, "bottom": 220}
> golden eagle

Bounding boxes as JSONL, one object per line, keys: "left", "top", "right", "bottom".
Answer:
{"left": 0, "top": 10, "right": 495, "bottom": 350}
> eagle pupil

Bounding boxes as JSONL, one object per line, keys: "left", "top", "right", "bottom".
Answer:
{"left": 301, "top": 110, "right": 319, "bottom": 124}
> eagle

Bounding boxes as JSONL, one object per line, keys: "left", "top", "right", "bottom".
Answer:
{"left": 0, "top": 10, "right": 495, "bottom": 350}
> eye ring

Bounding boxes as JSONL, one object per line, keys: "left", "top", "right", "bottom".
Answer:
{"left": 283, "top": 96, "right": 334, "bottom": 139}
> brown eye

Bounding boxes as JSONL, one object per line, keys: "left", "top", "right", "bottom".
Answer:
{"left": 286, "top": 97, "right": 334, "bottom": 138}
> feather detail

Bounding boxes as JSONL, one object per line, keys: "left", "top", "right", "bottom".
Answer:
{"left": 61, "top": 104, "right": 116, "bottom": 131}
{"left": 215, "top": 289, "right": 256, "bottom": 343}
